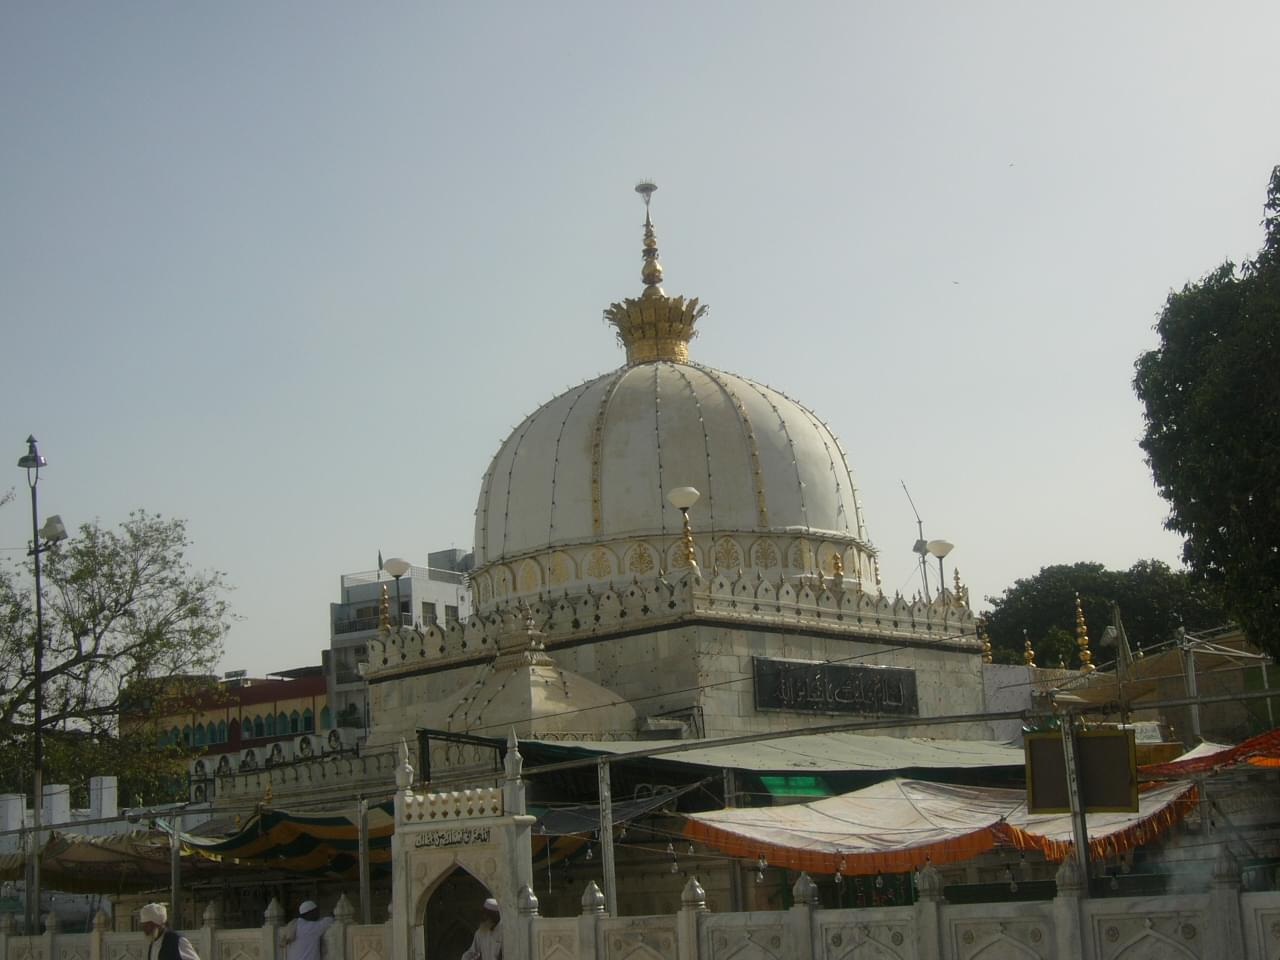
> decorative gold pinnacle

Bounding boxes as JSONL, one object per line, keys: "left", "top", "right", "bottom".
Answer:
{"left": 379, "top": 583, "right": 390, "bottom": 632}
{"left": 638, "top": 182, "right": 663, "bottom": 296}
{"left": 604, "top": 182, "right": 708, "bottom": 365}
{"left": 680, "top": 509, "right": 697, "bottom": 570}
{"left": 978, "top": 618, "right": 992, "bottom": 664}
{"left": 1075, "top": 593, "right": 1095, "bottom": 673}
{"left": 1023, "top": 629, "right": 1037, "bottom": 667}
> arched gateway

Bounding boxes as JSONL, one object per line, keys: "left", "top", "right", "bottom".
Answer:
{"left": 389, "top": 733, "right": 535, "bottom": 960}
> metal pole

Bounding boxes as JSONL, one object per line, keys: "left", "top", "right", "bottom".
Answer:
{"left": 1059, "top": 715, "right": 1090, "bottom": 896}
{"left": 1112, "top": 603, "right": 1127, "bottom": 721}
{"left": 393, "top": 575, "right": 404, "bottom": 628}
{"left": 26, "top": 461, "right": 44, "bottom": 935}
{"left": 937, "top": 556, "right": 946, "bottom": 602}
{"left": 1263, "top": 660, "right": 1275, "bottom": 730}
{"left": 170, "top": 819, "right": 181, "bottom": 929}
{"left": 723, "top": 768, "right": 743, "bottom": 912}
{"left": 1180, "top": 634, "right": 1202, "bottom": 742}
{"left": 597, "top": 760, "right": 617, "bottom": 917}
{"left": 357, "top": 798, "right": 371, "bottom": 924}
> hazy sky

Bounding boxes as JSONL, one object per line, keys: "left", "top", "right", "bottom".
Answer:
{"left": 3, "top": 3, "right": 1277, "bottom": 676}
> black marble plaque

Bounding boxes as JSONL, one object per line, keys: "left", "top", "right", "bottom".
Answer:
{"left": 753, "top": 657, "right": 919, "bottom": 716}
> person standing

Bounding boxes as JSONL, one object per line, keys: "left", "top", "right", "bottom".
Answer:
{"left": 139, "top": 903, "right": 200, "bottom": 960}
{"left": 460, "top": 898, "right": 502, "bottom": 960}
{"left": 280, "top": 901, "right": 335, "bottom": 960}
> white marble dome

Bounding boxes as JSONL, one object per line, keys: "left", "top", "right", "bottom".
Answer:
{"left": 468, "top": 192, "right": 877, "bottom": 610}
{"left": 469, "top": 361, "right": 876, "bottom": 608}
{"left": 476, "top": 361, "right": 868, "bottom": 560}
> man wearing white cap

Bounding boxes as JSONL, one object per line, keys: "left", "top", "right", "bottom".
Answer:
{"left": 138, "top": 903, "right": 199, "bottom": 960}
{"left": 460, "top": 898, "right": 501, "bottom": 960}
{"left": 280, "top": 901, "right": 334, "bottom": 960}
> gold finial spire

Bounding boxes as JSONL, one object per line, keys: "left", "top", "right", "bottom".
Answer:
{"left": 604, "top": 182, "right": 708, "bottom": 365}
{"left": 1075, "top": 593, "right": 1095, "bottom": 673}
{"left": 379, "top": 583, "right": 390, "bottom": 632}
{"left": 637, "top": 181, "right": 663, "bottom": 297}
{"left": 1023, "top": 628, "right": 1037, "bottom": 667}
{"left": 832, "top": 551, "right": 844, "bottom": 580}
{"left": 978, "top": 617, "right": 992, "bottom": 664}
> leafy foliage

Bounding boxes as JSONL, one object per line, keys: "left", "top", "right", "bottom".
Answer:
{"left": 0, "top": 511, "right": 230, "bottom": 803}
{"left": 983, "top": 560, "right": 1227, "bottom": 667}
{"left": 1134, "top": 165, "right": 1280, "bottom": 658}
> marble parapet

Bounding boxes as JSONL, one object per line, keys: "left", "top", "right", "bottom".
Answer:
{"left": 366, "top": 570, "right": 979, "bottom": 683}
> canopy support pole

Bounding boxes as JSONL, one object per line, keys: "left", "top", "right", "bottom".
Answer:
{"left": 724, "top": 768, "right": 743, "bottom": 912}
{"left": 1180, "top": 631, "right": 1202, "bottom": 742}
{"left": 1060, "top": 716, "right": 1090, "bottom": 896}
{"left": 357, "top": 798, "right": 371, "bottom": 924}
{"left": 170, "top": 818, "right": 181, "bottom": 928}
{"left": 597, "top": 760, "right": 617, "bottom": 916}
{"left": 1263, "top": 659, "right": 1275, "bottom": 730}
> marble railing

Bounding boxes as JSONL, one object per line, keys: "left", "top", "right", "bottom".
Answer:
{"left": 368, "top": 571, "right": 979, "bottom": 681}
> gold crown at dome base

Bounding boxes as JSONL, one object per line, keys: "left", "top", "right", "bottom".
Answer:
{"left": 605, "top": 293, "right": 707, "bottom": 365}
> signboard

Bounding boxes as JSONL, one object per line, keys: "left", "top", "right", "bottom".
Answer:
{"left": 753, "top": 657, "right": 918, "bottom": 716}
{"left": 1025, "top": 729, "right": 1138, "bottom": 814}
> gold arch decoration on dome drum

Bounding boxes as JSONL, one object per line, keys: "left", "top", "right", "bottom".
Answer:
{"left": 627, "top": 543, "right": 656, "bottom": 575}
{"left": 547, "top": 551, "right": 573, "bottom": 586}
{"left": 585, "top": 547, "right": 615, "bottom": 580}
{"left": 517, "top": 559, "right": 541, "bottom": 594}
{"left": 713, "top": 537, "right": 742, "bottom": 571}
{"left": 751, "top": 539, "right": 779, "bottom": 571}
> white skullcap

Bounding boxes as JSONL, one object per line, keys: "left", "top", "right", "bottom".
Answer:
{"left": 482, "top": 898, "right": 500, "bottom": 913}
{"left": 139, "top": 903, "right": 168, "bottom": 926}
{"left": 299, "top": 901, "right": 318, "bottom": 916}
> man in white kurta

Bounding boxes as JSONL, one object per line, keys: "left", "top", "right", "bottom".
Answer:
{"left": 460, "top": 898, "right": 501, "bottom": 960}
{"left": 280, "top": 901, "right": 334, "bottom": 960}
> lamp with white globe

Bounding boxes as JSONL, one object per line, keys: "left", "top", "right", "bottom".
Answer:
{"left": 666, "top": 487, "right": 701, "bottom": 578}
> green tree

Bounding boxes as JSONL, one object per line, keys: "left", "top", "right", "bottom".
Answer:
{"left": 983, "top": 560, "right": 1228, "bottom": 667}
{"left": 0, "top": 511, "right": 230, "bottom": 804}
{"left": 1134, "top": 165, "right": 1280, "bottom": 658}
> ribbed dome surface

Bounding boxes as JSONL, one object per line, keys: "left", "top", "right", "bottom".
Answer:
{"left": 474, "top": 361, "right": 868, "bottom": 566}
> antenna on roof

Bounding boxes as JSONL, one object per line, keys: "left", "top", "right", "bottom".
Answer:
{"left": 901, "top": 481, "right": 932, "bottom": 602}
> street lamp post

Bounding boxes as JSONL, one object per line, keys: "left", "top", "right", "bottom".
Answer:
{"left": 382, "top": 557, "right": 411, "bottom": 628}
{"left": 926, "top": 539, "right": 954, "bottom": 603}
{"left": 17, "top": 436, "right": 67, "bottom": 934}
{"left": 666, "top": 487, "right": 701, "bottom": 577}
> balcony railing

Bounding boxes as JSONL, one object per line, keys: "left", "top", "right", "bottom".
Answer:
{"left": 340, "top": 566, "right": 464, "bottom": 588}
{"left": 333, "top": 613, "right": 413, "bottom": 635}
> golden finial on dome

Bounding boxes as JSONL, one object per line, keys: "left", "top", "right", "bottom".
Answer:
{"left": 1075, "top": 592, "right": 1095, "bottom": 673}
{"left": 604, "top": 182, "right": 708, "bottom": 365}
{"left": 1023, "top": 628, "right": 1036, "bottom": 667}
{"left": 637, "top": 181, "right": 663, "bottom": 297}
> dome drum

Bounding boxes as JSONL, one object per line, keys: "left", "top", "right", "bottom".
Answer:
{"left": 469, "top": 531, "right": 876, "bottom": 609}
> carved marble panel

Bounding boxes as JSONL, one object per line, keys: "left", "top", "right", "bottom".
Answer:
{"left": 106, "top": 942, "right": 144, "bottom": 960}
{"left": 951, "top": 918, "right": 1047, "bottom": 959}
{"left": 535, "top": 928, "right": 577, "bottom": 960}
{"left": 350, "top": 929, "right": 386, "bottom": 960}
{"left": 216, "top": 935, "right": 262, "bottom": 960}
{"left": 606, "top": 926, "right": 675, "bottom": 960}
{"left": 706, "top": 922, "right": 788, "bottom": 960}
{"left": 820, "top": 920, "right": 911, "bottom": 959}
{"left": 1091, "top": 913, "right": 1203, "bottom": 959}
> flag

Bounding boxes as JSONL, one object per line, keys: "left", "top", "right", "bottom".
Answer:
{"left": 378, "top": 550, "right": 383, "bottom": 577}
